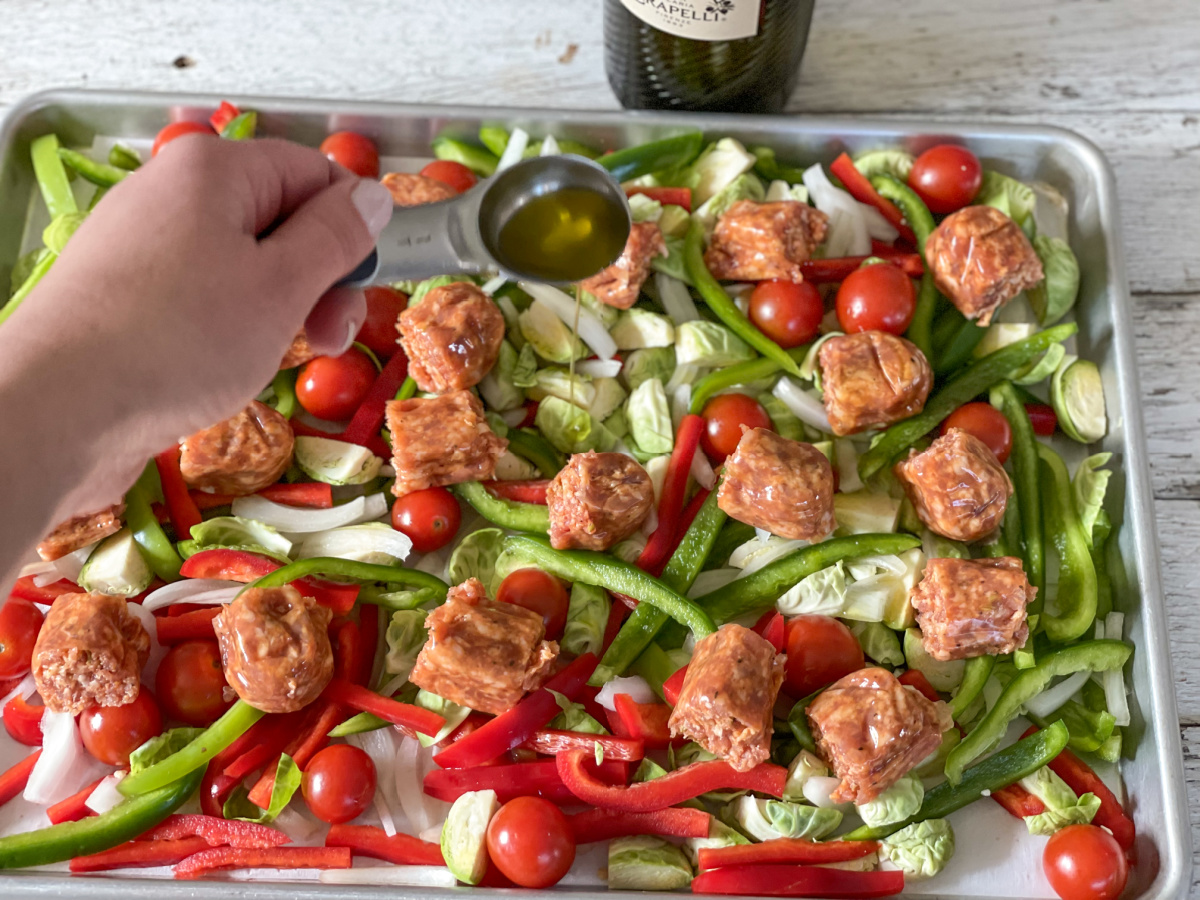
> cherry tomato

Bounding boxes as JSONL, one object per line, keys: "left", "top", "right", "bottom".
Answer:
{"left": 302, "top": 744, "right": 377, "bottom": 824}
{"left": 700, "top": 393, "right": 773, "bottom": 462}
{"left": 784, "top": 615, "right": 865, "bottom": 698}
{"left": 319, "top": 131, "right": 380, "bottom": 179}
{"left": 1043, "top": 824, "right": 1128, "bottom": 900}
{"left": 152, "top": 121, "right": 213, "bottom": 157}
{"left": 908, "top": 144, "right": 983, "bottom": 215}
{"left": 79, "top": 690, "right": 163, "bottom": 766}
{"left": 0, "top": 599, "right": 43, "bottom": 679}
{"left": 391, "top": 486, "right": 462, "bottom": 554}
{"left": 420, "top": 160, "right": 477, "bottom": 194}
{"left": 497, "top": 568, "right": 570, "bottom": 641}
{"left": 355, "top": 285, "right": 409, "bottom": 359}
{"left": 486, "top": 796, "right": 576, "bottom": 889}
{"left": 835, "top": 262, "right": 917, "bottom": 335}
{"left": 941, "top": 402, "right": 1013, "bottom": 464}
{"left": 155, "top": 640, "right": 232, "bottom": 726}
{"left": 748, "top": 280, "right": 825, "bottom": 349}
{"left": 1026, "top": 402, "right": 1058, "bottom": 437}
{"left": 296, "top": 348, "right": 377, "bottom": 422}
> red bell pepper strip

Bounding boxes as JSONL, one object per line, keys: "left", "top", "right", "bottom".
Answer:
{"left": 1025, "top": 403, "right": 1058, "bottom": 437}
{"left": 424, "top": 758, "right": 630, "bottom": 804}
{"left": 697, "top": 838, "right": 880, "bottom": 871}
{"left": 609, "top": 694, "right": 681, "bottom": 749}
{"left": 130, "top": 578, "right": 165, "bottom": 605}
{"left": 601, "top": 598, "right": 628, "bottom": 655}
{"left": 179, "top": 548, "right": 281, "bottom": 582}
{"left": 154, "top": 445, "right": 203, "bottom": 540}
{"left": 557, "top": 749, "right": 786, "bottom": 812}
{"left": 357, "top": 605, "right": 380, "bottom": 687}
{"left": 434, "top": 652, "right": 599, "bottom": 769}
{"left": 174, "top": 845, "right": 351, "bottom": 879}
{"left": 0, "top": 750, "right": 40, "bottom": 807}
{"left": 482, "top": 479, "right": 551, "bottom": 505}
{"left": 753, "top": 610, "right": 786, "bottom": 653}
{"left": 3, "top": 695, "right": 44, "bottom": 746}
{"left": 146, "top": 814, "right": 292, "bottom": 848}
{"left": 322, "top": 680, "right": 444, "bottom": 736}
{"left": 567, "top": 807, "right": 711, "bottom": 843}
{"left": 257, "top": 482, "right": 334, "bottom": 509}
{"left": 293, "top": 576, "right": 360, "bottom": 615}
{"left": 325, "top": 824, "right": 444, "bottom": 866}
{"left": 523, "top": 729, "right": 645, "bottom": 761}
{"left": 898, "top": 669, "right": 941, "bottom": 702}
{"left": 991, "top": 782, "right": 1046, "bottom": 819}
{"left": 209, "top": 101, "right": 242, "bottom": 133}
{"left": 8, "top": 575, "right": 78, "bottom": 604}
{"left": 678, "top": 487, "right": 710, "bottom": 536}
{"left": 829, "top": 152, "right": 918, "bottom": 245}
{"left": 662, "top": 665, "right": 688, "bottom": 706}
{"left": 46, "top": 775, "right": 106, "bottom": 824}
{"left": 330, "top": 618, "right": 363, "bottom": 683}
{"left": 692, "top": 864, "right": 905, "bottom": 897}
{"left": 343, "top": 349, "right": 409, "bottom": 446}
{"left": 625, "top": 185, "right": 692, "bottom": 211}
{"left": 247, "top": 700, "right": 348, "bottom": 808}
{"left": 800, "top": 254, "right": 923, "bottom": 284}
{"left": 198, "top": 713, "right": 292, "bottom": 817}
{"left": 155, "top": 607, "right": 221, "bottom": 643}
{"left": 71, "top": 836, "right": 214, "bottom": 873}
{"left": 518, "top": 401, "right": 538, "bottom": 428}
{"left": 189, "top": 490, "right": 238, "bottom": 510}
{"left": 636, "top": 414, "right": 705, "bottom": 578}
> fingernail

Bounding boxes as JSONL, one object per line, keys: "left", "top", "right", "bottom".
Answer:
{"left": 351, "top": 179, "right": 393, "bottom": 239}
{"left": 335, "top": 319, "right": 358, "bottom": 356}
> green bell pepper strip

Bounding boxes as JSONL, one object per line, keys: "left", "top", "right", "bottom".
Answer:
{"left": 596, "top": 132, "right": 704, "bottom": 182}
{"left": 944, "top": 640, "right": 1130, "bottom": 784}
{"left": 108, "top": 143, "right": 142, "bottom": 170}
{"left": 505, "top": 428, "right": 565, "bottom": 478}
{"left": 935, "top": 316, "right": 988, "bottom": 376}
{"left": 452, "top": 481, "right": 550, "bottom": 533}
{"left": 751, "top": 146, "right": 809, "bottom": 186}
{"left": 395, "top": 376, "right": 418, "bottom": 401}
{"left": 0, "top": 252, "right": 56, "bottom": 326}
{"left": 502, "top": 534, "right": 717, "bottom": 641}
{"left": 1092, "top": 511, "right": 1114, "bottom": 619}
{"left": 126, "top": 464, "right": 183, "bottom": 582}
{"left": 858, "top": 323, "right": 1078, "bottom": 480}
{"left": 119, "top": 700, "right": 263, "bottom": 796}
{"left": 703, "top": 521, "right": 756, "bottom": 571}
{"left": 688, "top": 346, "right": 809, "bottom": 415}
{"left": 991, "top": 382, "right": 1045, "bottom": 598}
{"left": 786, "top": 691, "right": 822, "bottom": 754}
{"left": 630, "top": 642, "right": 681, "bottom": 699}
{"left": 479, "top": 126, "right": 510, "bottom": 158}
{"left": 328, "top": 710, "right": 390, "bottom": 737}
{"left": 949, "top": 655, "right": 995, "bottom": 721}
{"left": 1038, "top": 443, "right": 1099, "bottom": 642}
{"left": 242, "top": 557, "right": 449, "bottom": 598}
{"left": 57, "top": 147, "right": 129, "bottom": 188}
{"left": 846, "top": 720, "right": 1069, "bottom": 840}
{"left": 31, "top": 134, "right": 77, "bottom": 219}
{"left": 270, "top": 368, "right": 298, "bottom": 419}
{"left": 220, "top": 111, "right": 258, "bottom": 140}
{"left": 1029, "top": 699, "right": 1116, "bottom": 755}
{"left": 869, "top": 175, "right": 937, "bottom": 360}
{"left": 0, "top": 766, "right": 203, "bottom": 869}
{"left": 431, "top": 136, "right": 499, "bottom": 176}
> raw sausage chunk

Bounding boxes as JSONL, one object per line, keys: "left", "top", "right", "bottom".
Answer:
{"left": 911, "top": 556, "right": 1034, "bottom": 661}
{"left": 180, "top": 400, "right": 295, "bottom": 497}
{"left": 668, "top": 624, "right": 785, "bottom": 772}
{"left": 279, "top": 329, "right": 316, "bottom": 370}
{"left": 213, "top": 585, "right": 334, "bottom": 714}
{"left": 579, "top": 222, "right": 667, "bottom": 310}
{"left": 819, "top": 331, "right": 933, "bottom": 436}
{"left": 717, "top": 428, "right": 836, "bottom": 541}
{"left": 387, "top": 391, "right": 508, "bottom": 497}
{"left": 546, "top": 451, "right": 654, "bottom": 551}
{"left": 894, "top": 428, "right": 1013, "bottom": 543}
{"left": 806, "top": 667, "right": 952, "bottom": 804}
{"left": 32, "top": 592, "right": 150, "bottom": 714}
{"left": 37, "top": 503, "right": 124, "bottom": 562}
{"left": 409, "top": 578, "right": 558, "bottom": 714}
{"left": 381, "top": 172, "right": 457, "bottom": 207}
{"left": 704, "top": 200, "right": 829, "bottom": 283}
{"left": 398, "top": 282, "right": 505, "bottom": 393}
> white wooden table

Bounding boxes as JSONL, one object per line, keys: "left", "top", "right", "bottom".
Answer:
{"left": 2, "top": 0, "right": 1198, "bottom": 890}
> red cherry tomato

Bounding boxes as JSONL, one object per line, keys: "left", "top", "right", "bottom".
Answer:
{"left": 302, "top": 744, "right": 377, "bottom": 824}
{"left": 486, "top": 796, "right": 576, "bottom": 889}
{"left": 296, "top": 348, "right": 377, "bottom": 422}
{"left": 391, "top": 487, "right": 462, "bottom": 554}
{"left": 155, "top": 640, "right": 233, "bottom": 726}
{"left": 0, "top": 599, "right": 43, "bottom": 679}
{"left": 700, "top": 393, "right": 773, "bottom": 462}
{"left": 784, "top": 615, "right": 865, "bottom": 698}
{"left": 835, "top": 262, "right": 917, "bottom": 335}
{"left": 748, "top": 280, "right": 825, "bottom": 349}
{"left": 152, "top": 121, "right": 213, "bottom": 157}
{"left": 419, "top": 160, "right": 477, "bottom": 194}
{"left": 496, "top": 569, "right": 571, "bottom": 641}
{"left": 356, "top": 285, "right": 409, "bottom": 359}
{"left": 1043, "top": 824, "right": 1128, "bottom": 900}
{"left": 1025, "top": 402, "right": 1058, "bottom": 437}
{"left": 908, "top": 144, "right": 983, "bottom": 215}
{"left": 941, "top": 402, "right": 1013, "bottom": 464}
{"left": 79, "top": 690, "right": 163, "bottom": 766}
{"left": 319, "top": 131, "right": 380, "bottom": 179}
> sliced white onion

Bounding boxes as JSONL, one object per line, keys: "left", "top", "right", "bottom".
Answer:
{"left": 803, "top": 164, "right": 870, "bottom": 257}
{"left": 575, "top": 358, "right": 622, "bottom": 379}
{"left": 19, "top": 560, "right": 58, "bottom": 579}
{"left": 374, "top": 795, "right": 398, "bottom": 837}
{"left": 755, "top": 527, "right": 772, "bottom": 543}
{"left": 321, "top": 867, "right": 457, "bottom": 887}
{"left": 296, "top": 524, "right": 412, "bottom": 565}
{"left": 126, "top": 601, "right": 168, "bottom": 686}
{"left": 86, "top": 772, "right": 127, "bottom": 814}
{"left": 670, "top": 383, "right": 691, "bottom": 434}
{"left": 0, "top": 673, "right": 36, "bottom": 707}
{"left": 655, "top": 271, "right": 700, "bottom": 323}
{"left": 803, "top": 775, "right": 843, "bottom": 809}
{"left": 858, "top": 202, "right": 900, "bottom": 242}
{"left": 396, "top": 736, "right": 432, "bottom": 834}
{"left": 690, "top": 448, "right": 716, "bottom": 491}
{"left": 1024, "top": 670, "right": 1092, "bottom": 718}
{"left": 496, "top": 128, "right": 529, "bottom": 172}
{"left": 32, "top": 571, "right": 61, "bottom": 588}
{"left": 500, "top": 407, "right": 528, "bottom": 428}
{"left": 272, "top": 806, "right": 323, "bottom": 843}
{"left": 687, "top": 567, "right": 739, "bottom": 598}
{"left": 640, "top": 507, "right": 659, "bottom": 538}
{"left": 665, "top": 363, "right": 704, "bottom": 394}
{"left": 479, "top": 273, "right": 507, "bottom": 296}
{"left": 730, "top": 535, "right": 809, "bottom": 573}
{"left": 540, "top": 134, "right": 561, "bottom": 156}
{"left": 231, "top": 492, "right": 388, "bottom": 533}
{"left": 1103, "top": 612, "right": 1130, "bottom": 726}
{"left": 25, "top": 710, "right": 104, "bottom": 805}
{"left": 47, "top": 543, "right": 99, "bottom": 585}
{"left": 142, "top": 578, "right": 243, "bottom": 612}
{"left": 595, "top": 675, "right": 655, "bottom": 711}
{"left": 419, "top": 824, "right": 444, "bottom": 844}
{"left": 773, "top": 377, "right": 832, "bottom": 434}
{"left": 834, "top": 438, "right": 863, "bottom": 493}
{"left": 519, "top": 281, "right": 618, "bottom": 361}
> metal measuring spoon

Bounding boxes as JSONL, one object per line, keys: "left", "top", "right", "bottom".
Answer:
{"left": 339, "top": 154, "right": 632, "bottom": 288}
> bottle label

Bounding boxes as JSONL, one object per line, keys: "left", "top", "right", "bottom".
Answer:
{"left": 619, "top": 0, "right": 762, "bottom": 41}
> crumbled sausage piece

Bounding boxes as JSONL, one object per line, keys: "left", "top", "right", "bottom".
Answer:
{"left": 381, "top": 172, "right": 457, "bottom": 207}
{"left": 32, "top": 592, "right": 150, "bottom": 714}
{"left": 911, "top": 556, "right": 1034, "bottom": 661}
{"left": 578, "top": 222, "right": 667, "bottom": 310}
{"left": 37, "top": 503, "right": 125, "bottom": 562}
{"left": 924, "top": 205, "right": 1044, "bottom": 326}
{"left": 717, "top": 428, "right": 835, "bottom": 540}
{"left": 279, "top": 329, "right": 316, "bottom": 370}
{"left": 668, "top": 624, "right": 785, "bottom": 772}
{"left": 387, "top": 391, "right": 508, "bottom": 497}
{"left": 398, "top": 282, "right": 505, "bottom": 393}
{"left": 179, "top": 400, "right": 295, "bottom": 497}
{"left": 894, "top": 428, "right": 1013, "bottom": 543}
{"left": 409, "top": 578, "right": 558, "bottom": 714}
{"left": 213, "top": 586, "right": 333, "bottom": 714}
{"left": 819, "top": 332, "right": 933, "bottom": 436}
{"left": 807, "top": 667, "right": 952, "bottom": 804}
{"left": 546, "top": 452, "right": 654, "bottom": 551}
{"left": 704, "top": 200, "right": 829, "bottom": 283}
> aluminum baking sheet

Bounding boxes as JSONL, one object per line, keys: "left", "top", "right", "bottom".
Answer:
{"left": 0, "top": 89, "right": 1189, "bottom": 900}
